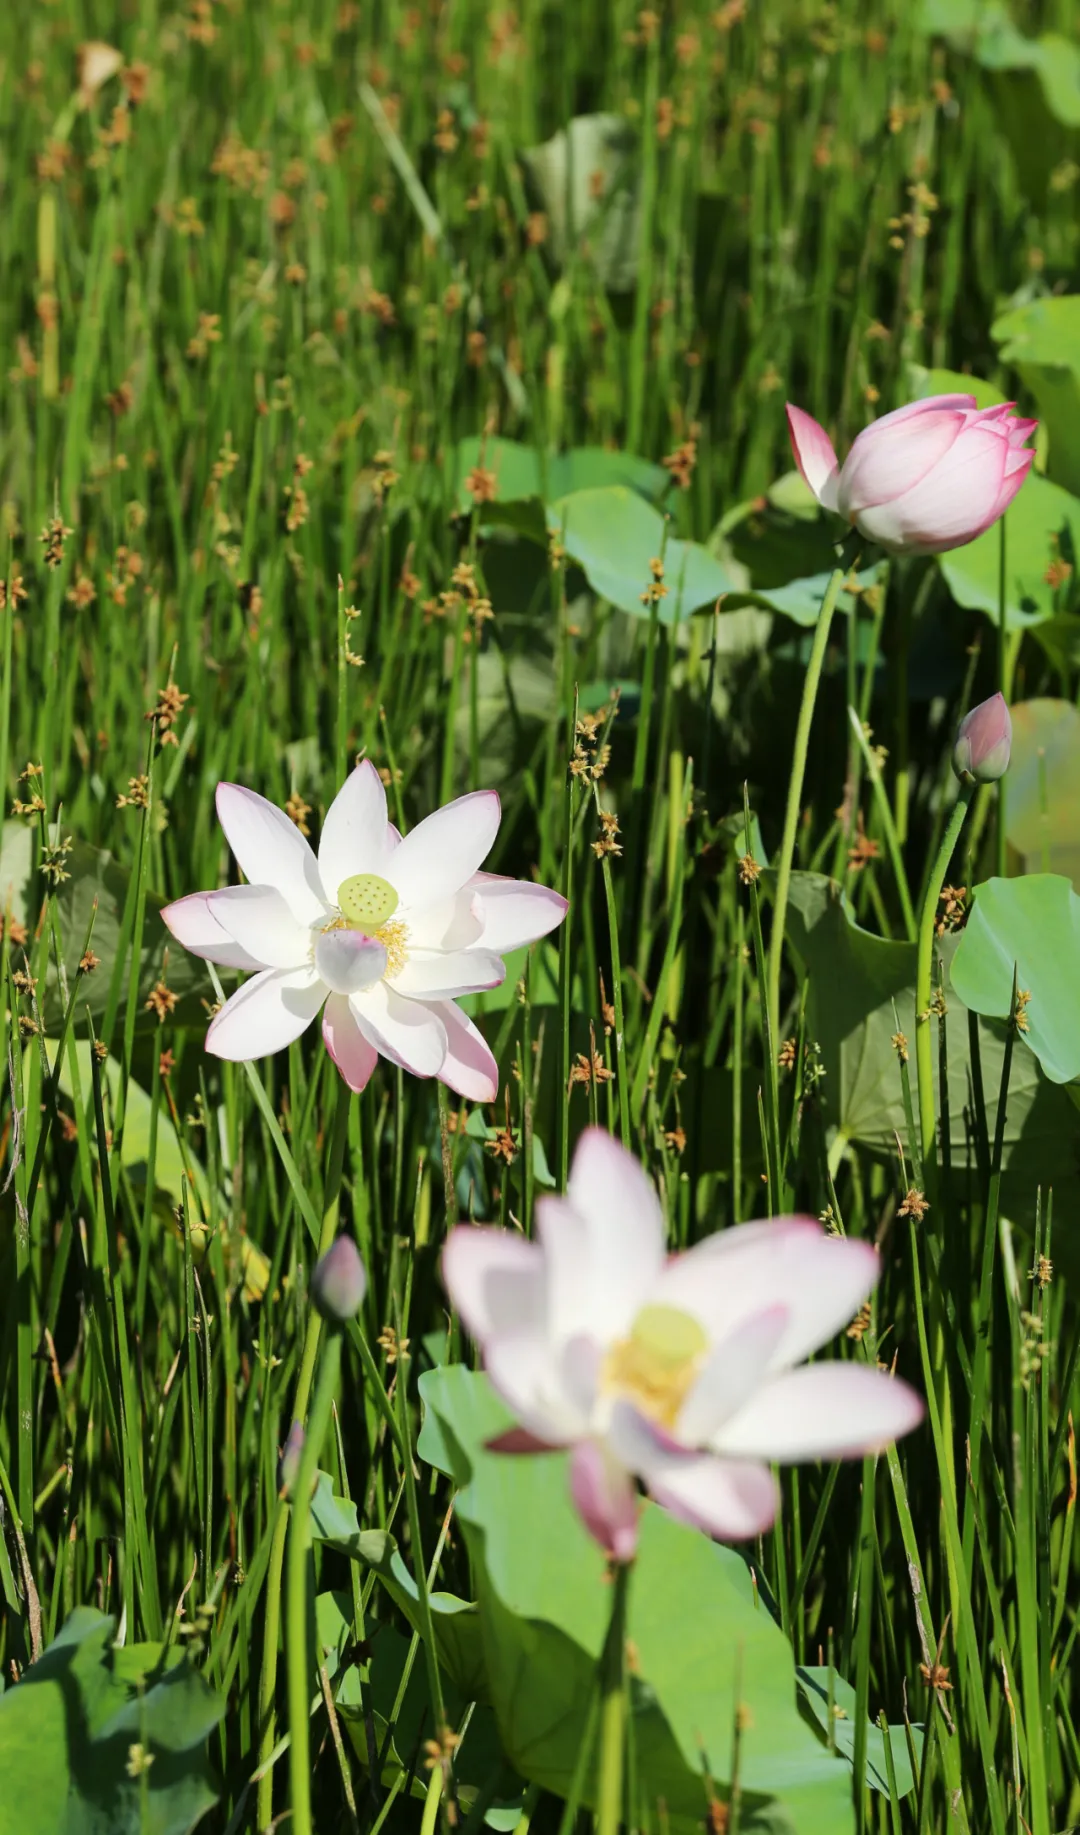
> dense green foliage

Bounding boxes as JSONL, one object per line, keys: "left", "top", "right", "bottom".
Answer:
{"left": 3, "top": 0, "right": 1080, "bottom": 1830}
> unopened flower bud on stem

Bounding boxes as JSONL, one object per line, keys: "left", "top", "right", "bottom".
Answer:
{"left": 312, "top": 1236, "right": 367, "bottom": 1323}
{"left": 952, "top": 692, "right": 1012, "bottom": 784}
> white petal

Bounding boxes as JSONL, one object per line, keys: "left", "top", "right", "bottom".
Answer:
{"left": 216, "top": 783, "right": 328, "bottom": 925}
{"left": 406, "top": 891, "right": 486, "bottom": 952}
{"left": 352, "top": 980, "right": 448, "bottom": 1078}
{"left": 318, "top": 761, "right": 392, "bottom": 903}
{"left": 655, "top": 1219, "right": 879, "bottom": 1370}
{"left": 206, "top": 884, "right": 310, "bottom": 969}
{"left": 676, "top": 1306, "right": 790, "bottom": 1444}
{"left": 607, "top": 1402, "right": 778, "bottom": 1540}
{"left": 441, "top": 1226, "right": 546, "bottom": 1341}
{"left": 569, "top": 1440, "right": 640, "bottom": 1561}
{"left": 713, "top": 1363, "right": 925, "bottom": 1463}
{"left": 161, "top": 892, "right": 264, "bottom": 971}
{"left": 558, "top": 1129, "right": 667, "bottom": 1333}
{"left": 484, "top": 1329, "right": 590, "bottom": 1442}
{"left": 391, "top": 947, "right": 506, "bottom": 999}
{"left": 431, "top": 1000, "right": 499, "bottom": 1102}
{"left": 838, "top": 407, "right": 963, "bottom": 517}
{"left": 205, "top": 966, "right": 325, "bottom": 1060}
{"left": 387, "top": 790, "right": 501, "bottom": 911}
{"left": 785, "top": 405, "right": 840, "bottom": 511}
{"left": 469, "top": 873, "right": 569, "bottom": 953}
{"left": 322, "top": 993, "right": 379, "bottom": 1092}
{"left": 314, "top": 929, "right": 388, "bottom": 995}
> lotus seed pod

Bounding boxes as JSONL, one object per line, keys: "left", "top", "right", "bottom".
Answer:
{"left": 338, "top": 872, "right": 398, "bottom": 931}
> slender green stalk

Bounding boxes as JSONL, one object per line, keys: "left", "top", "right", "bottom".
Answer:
{"left": 595, "top": 1560, "right": 632, "bottom": 1835}
{"left": 914, "top": 779, "right": 974, "bottom": 1177}
{"left": 996, "top": 514, "right": 1008, "bottom": 878}
{"left": 765, "top": 566, "right": 845, "bottom": 1046}
{"left": 286, "top": 1328, "right": 343, "bottom": 1835}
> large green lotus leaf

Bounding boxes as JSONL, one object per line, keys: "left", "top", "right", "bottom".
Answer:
{"left": 993, "top": 297, "right": 1080, "bottom": 497}
{"left": 937, "top": 471, "right": 1080, "bottom": 631}
{"left": 310, "top": 1474, "right": 488, "bottom": 1699}
{"left": 951, "top": 875, "right": 1080, "bottom": 1085}
{"left": 418, "top": 1365, "right": 854, "bottom": 1835}
{"left": 449, "top": 439, "right": 667, "bottom": 515}
{"left": 43, "top": 840, "right": 212, "bottom": 1035}
{"left": 711, "top": 481, "right": 884, "bottom": 627}
{"left": 522, "top": 114, "right": 639, "bottom": 292}
{"left": 784, "top": 873, "right": 1080, "bottom": 1226}
{"left": 796, "top": 1668, "right": 921, "bottom": 1797}
{"left": 0, "top": 1609, "right": 224, "bottom": 1835}
{"left": 547, "top": 487, "right": 734, "bottom": 624}
{"left": 910, "top": 366, "right": 1006, "bottom": 411}
{"left": 1004, "top": 699, "right": 1080, "bottom": 888}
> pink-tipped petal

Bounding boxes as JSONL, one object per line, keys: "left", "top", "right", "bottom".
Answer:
{"left": 657, "top": 1219, "right": 880, "bottom": 1369}
{"left": 442, "top": 1225, "right": 546, "bottom": 1341}
{"left": 318, "top": 760, "right": 392, "bottom": 903}
{"left": 838, "top": 408, "right": 964, "bottom": 517}
{"left": 215, "top": 783, "right": 328, "bottom": 925}
{"left": 469, "top": 873, "right": 569, "bottom": 952}
{"left": 551, "top": 1129, "right": 667, "bottom": 1338}
{"left": 322, "top": 993, "right": 379, "bottom": 1092}
{"left": 431, "top": 1000, "right": 499, "bottom": 1102}
{"left": 713, "top": 1362, "right": 924, "bottom": 1463}
{"left": 487, "top": 1427, "right": 563, "bottom": 1454}
{"left": 607, "top": 1403, "right": 778, "bottom": 1541}
{"left": 351, "top": 979, "right": 448, "bottom": 1078}
{"left": 206, "top": 884, "right": 310, "bottom": 969}
{"left": 988, "top": 446, "right": 1033, "bottom": 523}
{"left": 569, "top": 1439, "right": 640, "bottom": 1562}
{"left": 387, "top": 790, "right": 501, "bottom": 911}
{"left": 785, "top": 404, "right": 841, "bottom": 511}
{"left": 868, "top": 393, "right": 976, "bottom": 432}
{"left": 391, "top": 947, "right": 506, "bottom": 1000}
{"left": 857, "top": 420, "right": 1008, "bottom": 553}
{"left": 161, "top": 892, "right": 264, "bottom": 971}
{"left": 205, "top": 966, "right": 325, "bottom": 1060}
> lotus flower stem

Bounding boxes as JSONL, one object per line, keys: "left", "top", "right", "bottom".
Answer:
{"left": 257, "top": 1079, "right": 353, "bottom": 1831}
{"left": 766, "top": 565, "right": 847, "bottom": 1050}
{"left": 595, "top": 1559, "right": 632, "bottom": 1835}
{"left": 915, "top": 780, "right": 975, "bottom": 1177}
{"left": 286, "top": 1327, "right": 343, "bottom": 1835}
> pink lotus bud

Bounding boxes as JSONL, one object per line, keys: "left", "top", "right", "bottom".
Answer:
{"left": 278, "top": 1420, "right": 306, "bottom": 1496}
{"left": 952, "top": 693, "right": 1012, "bottom": 783}
{"left": 786, "top": 395, "right": 1036, "bottom": 556}
{"left": 312, "top": 1236, "right": 367, "bottom": 1323}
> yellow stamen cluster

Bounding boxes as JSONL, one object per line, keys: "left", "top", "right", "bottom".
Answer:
{"left": 603, "top": 1303, "right": 708, "bottom": 1430}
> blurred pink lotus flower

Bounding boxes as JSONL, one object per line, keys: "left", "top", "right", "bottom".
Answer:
{"left": 786, "top": 394, "right": 1036, "bottom": 555}
{"left": 953, "top": 691, "right": 1012, "bottom": 784}
{"left": 163, "top": 761, "right": 566, "bottom": 1098}
{"left": 443, "top": 1129, "right": 923, "bottom": 1560}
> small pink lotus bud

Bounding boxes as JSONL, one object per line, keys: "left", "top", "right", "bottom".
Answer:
{"left": 312, "top": 1235, "right": 367, "bottom": 1323}
{"left": 278, "top": 1420, "right": 305, "bottom": 1496}
{"left": 952, "top": 692, "right": 1012, "bottom": 783}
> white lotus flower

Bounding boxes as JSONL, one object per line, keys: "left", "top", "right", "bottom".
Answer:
{"left": 162, "top": 761, "right": 567, "bottom": 1098}
{"left": 443, "top": 1129, "right": 923, "bottom": 1559}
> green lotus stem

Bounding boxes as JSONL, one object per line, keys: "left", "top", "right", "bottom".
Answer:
{"left": 595, "top": 1560, "right": 632, "bottom": 1835}
{"left": 256, "top": 1078, "right": 352, "bottom": 1830}
{"left": 915, "top": 780, "right": 975, "bottom": 1175}
{"left": 286, "top": 1329, "right": 343, "bottom": 1835}
{"left": 766, "top": 566, "right": 847, "bottom": 1048}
